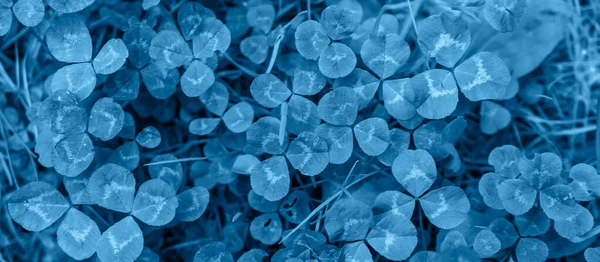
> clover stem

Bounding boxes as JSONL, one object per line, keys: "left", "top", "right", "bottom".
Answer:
{"left": 371, "top": 2, "right": 409, "bottom": 37}
{"left": 398, "top": 0, "right": 424, "bottom": 41}
{"left": 596, "top": 97, "right": 600, "bottom": 168}
{"left": 143, "top": 153, "right": 232, "bottom": 166}
{"left": 279, "top": 169, "right": 382, "bottom": 244}
{"left": 220, "top": 52, "right": 258, "bottom": 77}
{"left": 0, "top": 117, "right": 17, "bottom": 188}
{"left": 307, "top": 0, "right": 311, "bottom": 20}
{"left": 279, "top": 102, "right": 288, "bottom": 146}
{"left": 418, "top": 205, "right": 427, "bottom": 250}
{"left": 266, "top": 34, "right": 284, "bottom": 74}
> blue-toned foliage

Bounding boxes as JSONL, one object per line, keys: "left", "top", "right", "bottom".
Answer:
{"left": 88, "top": 163, "right": 136, "bottom": 213}
{"left": 2, "top": 1, "right": 594, "bottom": 261}
{"left": 132, "top": 179, "right": 179, "bottom": 226}
{"left": 8, "top": 181, "right": 70, "bottom": 231}
{"left": 57, "top": 208, "right": 101, "bottom": 260}
{"left": 96, "top": 216, "right": 143, "bottom": 262}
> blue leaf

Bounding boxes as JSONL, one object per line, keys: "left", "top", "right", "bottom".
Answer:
{"left": 514, "top": 208, "right": 550, "bottom": 237}
{"left": 325, "top": 199, "right": 373, "bottom": 242}
{"left": 285, "top": 132, "right": 329, "bottom": 176}
{"left": 294, "top": 20, "right": 330, "bottom": 60}
{"left": 366, "top": 215, "right": 418, "bottom": 261}
{"left": 88, "top": 98, "right": 125, "bottom": 141}
{"left": 149, "top": 30, "right": 193, "bottom": 69}
{"left": 63, "top": 171, "right": 94, "bottom": 205}
{"left": 250, "top": 156, "right": 290, "bottom": 201}
{"left": 232, "top": 154, "right": 260, "bottom": 175}
{"left": 488, "top": 217, "right": 519, "bottom": 249}
{"left": 286, "top": 95, "right": 320, "bottom": 135}
{"left": 105, "top": 69, "right": 140, "bottom": 101}
{"left": 539, "top": 185, "right": 577, "bottom": 220}
{"left": 498, "top": 178, "right": 536, "bottom": 215}
{"left": 488, "top": 145, "right": 522, "bottom": 178}
{"left": 518, "top": 152, "right": 562, "bottom": 190}
{"left": 516, "top": 238, "right": 548, "bottom": 262}
{"left": 382, "top": 78, "right": 425, "bottom": 121}
{"left": 440, "top": 230, "right": 468, "bottom": 251}
{"left": 420, "top": 186, "right": 470, "bottom": 229}
{"left": 222, "top": 102, "right": 254, "bottom": 133}
{"left": 373, "top": 191, "right": 415, "bottom": 223}
{"left": 238, "top": 249, "right": 268, "bottom": 262}
{"left": 409, "top": 251, "right": 439, "bottom": 262}
{"left": 585, "top": 247, "right": 600, "bottom": 262}
{"left": 281, "top": 229, "right": 326, "bottom": 248}
{"left": 292, "top": 63, "right": 327, "bottom": 96}
{"left": 192, "top": 17, "right": 231, "bottom": 59}
{"left": 241, "top": 35, "right": 269, "bottom": 64}
{"left": 52, "top": 133, "right": 95, "bottom": 177}
{"left": 454, "top": 52, "right": 511, "bottom": 101}
{"left": 136, "top": 126, "right": 161, "bottom": 149}
{"left": 52, "top": 102, "right": 87, "bottom": 135}
{"left": 199, "top": 81, "right": 229, "bottom": 116}
{"left": 123, "top": 22, "right": 156, "bottom": 69}
{"left": 88, "top": 163, "right": 136, "bottom": 213}
{"left": 108, "top": 141, "right": 140, "bottom": 171}
{"left": 412, "top": 120, "right": 447, "bottom": 160}
{"left": 176, "top": 2, "right": 215, "bottom": 41}
{"left": 393, "top": 149, "right": 437, "bottom": 197}
{"left": 51, "top": 63, "right": 97, "bottom": 101}
{"left": 480, "top": 101, "right": 511, "bottom": 135}
{"left": 279, "top": 190, "right": 311, "bottom": 224}
{"left": 554, "top": 204, "right": 593, "bottom": 239}
{"left": 140, "top": 63, "right": 180, "bottom": 99}
{"left": 247, "top": 4, "right": 275, "bottom": 34}
{"left": 8, "top": 181, "right": 70, "bottom": 231}
{"left": 12, "top": 0, "right": 44, "bottom": 27}
{"left": 226, "top": 7, "right": 249, "bottom": 38}
{"left": 57, "top": 208, "right": 101, "bottom": 260}
{"left": 149, "top": 154, "right": 183, "bottom": 190}
{"left": 46, "top": 15, "right": 92, "bottom": 63}
{"left": 483, "top": 0, "right": 527, "bottom": 32}
{"left": 92, "top": 38, "right": 129, "bottom": 75}
{"left": 333, "top": 68, "right": 379, "bottom": 109}
{"left": 96, "top": 216, "right": 144, "bottom": 262}
{"left": 118, "top": 112, "right": 136, "bottom": 139}
{"left": 46, "top": 0, "right": 94, "bottom": 13}
{"left": 569, "top": 163, "right": 600, "bottom": 201}
{"left": 181, "top": 60, "right": 215, "bottom": 97}
{"left": 142, "top": 0, "right": 159, "bottom": 10}
{"left": 473, "top": 229, "right": 501, "bottom": 257}
{"left": 189, "top": 118, "right": 221, "bottom": 135}
{"left": 248, "top": 190, "right": 279, "bottom": 213}
{"left": 478, "top": 172, "right": 505, "bottom": 210}
{"left": 132, "top": 179, "right": 178, "bottom": 226}
{"left": 208, "top": 156, "right": 238, "bottom": 184}
{"left": 194, "top": 242, "right": 233, "bottom": 262}
{"left": 245, "top": 116, "right": 288, "bottom": 155}
{"left": 176, "top": 186, "right": 210, "bottom": 222}
{"left": 411, "top": 69, "right": 458, "bottom": 119}
{"left": 361, "top": 34, "right": 410, "bottom": 79}
{"left": 417, "top": 12, "right": 470, "bottom": 68}
{"left": 318, "top": 42, "right": 356, "bottom": 78}
{"left": 349, "top": 14, "right": 399, "bottom": 53}
{"left": 354, "top": 117, "right": 390, "bottom": 156}
{"left": 250, "top": 213, "right": 282, "bottom": 245}
{"left": 339, "top": 242, "right": 373, "bottom": 262}
{"left": 250, "top": 73, "right": 291, "bottom": 108}
{"left": 320, "top": 5, "right": 360, "bottom": 40}
{"left": 317, "top": 87, "right": 358, "bottom": 126}
{"left": 378, "top": 128, "right": 411, "bottom": 166}
{"left": 0, "top": 5, "right": 11, "bottom": 36}
{"left": 314, "top": 124, "right": 353, "bottom": 164}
